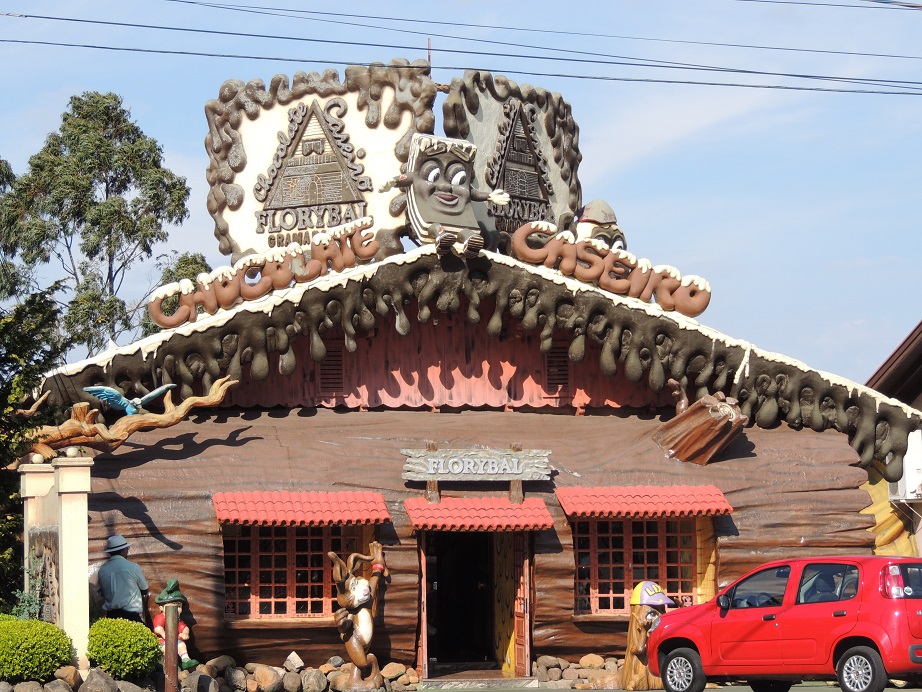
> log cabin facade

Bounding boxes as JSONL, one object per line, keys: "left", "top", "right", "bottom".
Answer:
{"left": 26, "top": 59, "right": 922, "bottom": 677}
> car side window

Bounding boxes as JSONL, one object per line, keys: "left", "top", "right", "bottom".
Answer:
{"left": 797, "top": 563, "right": 859, "bottom": 604}
{"left": 729, "top": 565, "right": 790, "bottom": 608}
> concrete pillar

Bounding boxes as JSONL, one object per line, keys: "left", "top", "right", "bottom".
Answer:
{"left": 53, "top": 457, "right": 94, "bottom": 669}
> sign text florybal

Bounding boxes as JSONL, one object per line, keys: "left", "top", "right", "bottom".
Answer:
{"left": 401, "top": 449, "right": 552, "bottom": 482}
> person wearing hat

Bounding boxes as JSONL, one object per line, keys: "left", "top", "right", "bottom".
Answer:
{"left": 619, "top": 581, "right": 675, "bottom": 690}
{"left": 97, "top": 534, "right": 152, "bottom": 625}
{"left": 153, "top": 579, "right": 198, "bottom": 671}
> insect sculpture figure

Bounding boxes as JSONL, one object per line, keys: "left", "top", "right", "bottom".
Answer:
{"left": 379, "top": 133, "right": 509, "bottom": 258}
{"left": 328, "top": 541, "right": 389, "bottom": 691}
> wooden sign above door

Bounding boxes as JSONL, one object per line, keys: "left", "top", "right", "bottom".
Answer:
{"left": 401, "top": 448, "right": 552, "bottom": 482}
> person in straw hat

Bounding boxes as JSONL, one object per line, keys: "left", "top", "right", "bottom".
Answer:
{"left": 97, "top": 534, "right": 151, "bottom": 625}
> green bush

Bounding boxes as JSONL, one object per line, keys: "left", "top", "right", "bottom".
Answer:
{"left": 0, "top": 613, "right": 17, "bottom": 621}
{"left": 0, "top": 619, "right": 74, "bottom": 682}
{"left": 87, "top": 618, "right": 161, "bottom": 679}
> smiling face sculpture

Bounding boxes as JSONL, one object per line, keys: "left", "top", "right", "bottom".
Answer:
{"left": 405, "top": 134, "right": 483, "bottom": 253}
{"left": 414, "top": 151, "right": 474, "bottom": 221}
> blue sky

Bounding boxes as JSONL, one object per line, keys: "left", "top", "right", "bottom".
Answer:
{"left": 1, "top": 0, "right": 920, "bottom": 385}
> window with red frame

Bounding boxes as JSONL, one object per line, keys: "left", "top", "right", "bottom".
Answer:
{"left": 572, "top": 518, "right": 697, "bottom": 614}
{"left": 222, "top": 523, "right": 361, "bottom": 619}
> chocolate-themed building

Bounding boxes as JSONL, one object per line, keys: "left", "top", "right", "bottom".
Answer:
{"left": 23, "top": 58, "right": 922, "bottom": 677}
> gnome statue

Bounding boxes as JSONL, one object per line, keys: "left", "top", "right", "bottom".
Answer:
{"left": 153, "top": 579, "right": 199, "bottom": 671}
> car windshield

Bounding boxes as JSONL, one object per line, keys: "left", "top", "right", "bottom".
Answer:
{"left": 899, "top": 564, "right": 922, "bottom": 599}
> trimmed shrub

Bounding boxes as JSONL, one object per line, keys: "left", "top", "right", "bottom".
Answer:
{"left": 87, "top": 618, "right": 160, "bottom": 679}
{"left": 0, "top": 613, "right": 17, "bottom": 621}
{"left": 0, "top": 619, "right": 74, "bottom": 682}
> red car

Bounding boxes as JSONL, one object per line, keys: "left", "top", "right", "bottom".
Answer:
{"left": 648, "top": 556, "right": 922, "bottom": 692}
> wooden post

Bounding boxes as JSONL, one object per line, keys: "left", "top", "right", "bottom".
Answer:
{"left": 164, "top": 603, "right": 180, "bottom": 692}
{"left": 509, "top": 443, "right": 523, "bottom": 503}
{"left": 425, "top": 440, "right": 440, "bottom": 502}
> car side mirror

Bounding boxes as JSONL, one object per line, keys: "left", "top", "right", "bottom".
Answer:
{"left": 717, "top": 594, "right": 730, "bottom": 610}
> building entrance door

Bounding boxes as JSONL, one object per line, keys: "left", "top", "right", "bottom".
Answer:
{"left": 426, "top": 531, "right": 493, "bottom": 665}
{"left": 418, "top": 531, "right": 532, "bottom": 678}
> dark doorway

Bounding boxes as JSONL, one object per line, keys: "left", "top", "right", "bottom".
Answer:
{"left": 427, "top": 531, "right": 494, "bottom": 664}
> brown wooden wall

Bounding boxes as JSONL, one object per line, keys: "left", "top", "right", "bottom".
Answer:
{"left": 86, "top": 405, "right": 874, "bottom": 666}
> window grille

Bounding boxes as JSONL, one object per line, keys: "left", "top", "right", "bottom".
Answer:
{"left": 572, "top": 518, "right": 697, "bottom": 614}
{"left": 318, "top": 340, "right": 344, "bottom": 395}
{"left": 545, "top": 344, "right": 570, "bottom": 390}
{"left": 222, "top": 523, "right": 360, "bottom": 619}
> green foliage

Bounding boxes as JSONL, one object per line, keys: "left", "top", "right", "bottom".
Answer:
{"left": 0, "top": 613, "right": 17, "bottom": 621}
{"left": 0, "top": 619, "right": 74, "bottom": 682}
{"left": 87, "top": 618, "right": 161, "bottom": 679}
{"left": 140, "top": 251, "right": 212, "bottom": 337}
{"left": 0, "top": 285, "right": 68, "bottom": 612}
{"left": 10, "top": 553, "right": 42, "bottom": 620}
{"left": 0, "top": 92, "right": 190, "bottom": 355}
{"left": 9, "top": 590, "right": 39, "bottom": 621}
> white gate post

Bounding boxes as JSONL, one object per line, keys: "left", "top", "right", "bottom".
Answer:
{"left": 54, "top": 457, "right": 94, "bottom": 669}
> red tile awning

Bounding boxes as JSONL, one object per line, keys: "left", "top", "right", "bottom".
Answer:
{"left": 555, "top": 485, "right": 732, "bottom": 518}
{"left": 212, "top": 490, "right": 391, "bottom": 526}
{"left": 404, "top": 496, "right": 554, "bottom": 531}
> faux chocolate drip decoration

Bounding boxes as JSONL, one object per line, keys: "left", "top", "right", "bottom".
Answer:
{"left": 653, "top": 379, "right": 748, "bottom": 465}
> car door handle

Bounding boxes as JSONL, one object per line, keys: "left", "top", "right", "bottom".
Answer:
{"left": 833, "top": 611, "right": 847, "bottom": 617}
{"left": 763, "top": 614, "right": 776, "bottom": 621}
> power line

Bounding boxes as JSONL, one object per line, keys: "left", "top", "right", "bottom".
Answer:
{"left": 733, "top": 0, "right": 915, "bottom": 8}
{"left": 860, "top": 0, "right": 922, "bottom": 7}
{"left": 161, "top": 0, "right": 922, "bottom": 62}
{"left": 0, "top": 38, "right": 919, "bottom": 95}
{"left": 3, "top": 12, "right": 921, "bottom": 93}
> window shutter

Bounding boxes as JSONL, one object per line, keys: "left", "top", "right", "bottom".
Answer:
{"left": 319, "top": 340, "right": 344, "bottom": 395}
{"left": 545, "top": 343, "right": 570, "bottom": 390}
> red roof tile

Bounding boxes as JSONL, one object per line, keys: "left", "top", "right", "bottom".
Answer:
{"left": 404, "top": 497, "right": 554, "bottom": 531}
{"left": 555, "top": 485, "right": 732, "bottom": 518}
{"left": 212, "top": 491, "right": 391, "bottom": 526}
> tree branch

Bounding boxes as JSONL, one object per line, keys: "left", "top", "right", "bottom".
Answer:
{"left": 9, "top": 376, "right": 238, "bottom": 469}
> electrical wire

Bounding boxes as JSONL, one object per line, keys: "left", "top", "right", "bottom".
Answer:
{"left": 159, "top": 0, "right": 922, "bottom": 62}
{"left": 860, "top": 0, "right": 922, "bottom": 7}
{"left": 732, "top": 0, "right": 914, "bottom": 8}
{"left": 0, "top": 38, "right": 919, "bottom": 95}
{"left": 3, "top": 12, "right": 921, "bottom": 92}
{"left": 149, "top": 0, "right": 922, "bottom": 89}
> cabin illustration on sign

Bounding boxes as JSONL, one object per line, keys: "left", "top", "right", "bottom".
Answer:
{"left": 485, "top": 100, "right": 555, "bottom": 236}
{"left": 19, "top": 58, "right": 922, "bottom": 680}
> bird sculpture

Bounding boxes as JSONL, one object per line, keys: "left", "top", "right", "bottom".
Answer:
{"left": 83, "top": 384, "right": 177, "bottom": 415}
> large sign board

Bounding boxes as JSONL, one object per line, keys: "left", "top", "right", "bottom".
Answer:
{"left": 204, "top": 59, "right": 437, "bottom": 260}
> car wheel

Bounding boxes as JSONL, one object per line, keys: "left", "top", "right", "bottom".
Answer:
{"left": 836, "top": 646, "right": 887, "bottom": 692}
{"left": 662, "top": 647, "right": 706, "bottom": 692}
{"left": 750, "top": 681, "right": 793, "bottom": 692}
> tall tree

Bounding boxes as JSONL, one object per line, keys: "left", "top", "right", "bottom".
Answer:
{"left": 0, "top": 92, "right": 190, "bottom": 355}
{"left": 0, "top": 155, "right": 70, "bottom": 610}
{"left": 0, "top": 288, "right": 69, "bottom": 613}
